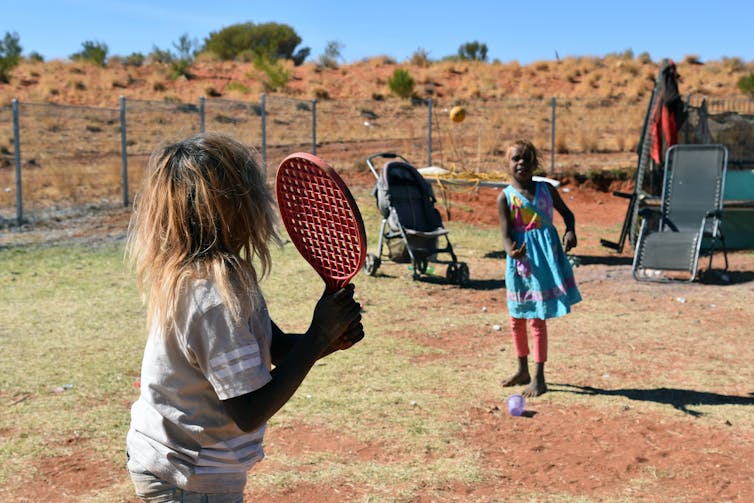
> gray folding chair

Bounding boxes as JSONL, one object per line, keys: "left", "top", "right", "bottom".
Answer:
{"left": 632, "top": 144, "right": 729, "bottom": 282}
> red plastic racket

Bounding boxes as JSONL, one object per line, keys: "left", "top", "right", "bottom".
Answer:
{"left": 276, "top": 152, "right": 367, "bottom": 292}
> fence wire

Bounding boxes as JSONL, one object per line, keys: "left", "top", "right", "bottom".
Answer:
{"left": 1, "top": 93, "right": 751, "bottom": 226}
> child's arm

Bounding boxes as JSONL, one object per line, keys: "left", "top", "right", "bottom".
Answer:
{"left": 270, "top": 315, "right": 364, "bottom": 365}
{"left": 496, "top": 190, "right": 526, "bottom": 258}
{"left": 222, "top": 284, "right": 362, "bottom": 432}
{"left": 548, "top": 184, "right": 577, "bottom": 252}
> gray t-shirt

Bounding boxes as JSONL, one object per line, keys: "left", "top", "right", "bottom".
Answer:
{"left": 127, "top": 279, "right": 273, "bottom": 493}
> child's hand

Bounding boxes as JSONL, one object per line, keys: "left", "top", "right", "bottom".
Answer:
{"left": 563, "top": 230, "right": 577, "bottom": 252}
{"left": 334, "top": 318, "right": 365, "bottom": 351}
{"left": 509, "top": 241, "right": 527, "bottom": 260}
{"left": 308, "top": 284, "right": 362, "bottom": 351}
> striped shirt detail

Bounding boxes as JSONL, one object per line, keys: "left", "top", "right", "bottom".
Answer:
{"left": 209, "top": 344, "right": 262, "bottom": 380}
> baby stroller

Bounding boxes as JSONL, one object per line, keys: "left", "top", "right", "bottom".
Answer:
{"left": 363, "top": 152, "right": 469, "bottom": 285}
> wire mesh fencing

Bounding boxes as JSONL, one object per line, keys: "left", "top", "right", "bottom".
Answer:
{"left": 1, "top": 93, "right": 751, "bottom": 227}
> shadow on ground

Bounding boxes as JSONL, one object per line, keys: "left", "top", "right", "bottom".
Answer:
{"left": 553, "top": 383, "right": 754, "bottom": 417}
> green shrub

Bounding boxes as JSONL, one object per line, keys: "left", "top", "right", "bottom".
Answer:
{"left": 254, "top": 56, "right": 290, "bottom": 91}
{"left": 388, "top": 68, "right": 414, "bottom": 98}
{"left": 204, "top": 22, "right": 310, "bottom": 65}
{"left": 148, "top": 46, "right": 174, "bottom": 64}
{"left": 124, "top": 52, "right": 145, "bottom": 67}
{"left": 457, "top": 41, "right": 488, "bottom": 62}
{"left": 738, "top": 73, "right": 754, "bottom": 97}
{"left": 226, "top": 81, "right": 250, "bottom": 94}
{"left": 27, "top": 51, "right": 44, "bottom": 63}
{"left": 318, "top": 40, "right": 343, "bottom": 69}
{"left": 0, "top": 31, "right": 22, "bottom": 82}
{"left": 70, "top": 40, "right": 108, "bottom": 66}
{"left": 410, "top": 47, "right": 431, "bottom": 67}
{"left": 170, "top": 59, "right": 192, "bottom": 80}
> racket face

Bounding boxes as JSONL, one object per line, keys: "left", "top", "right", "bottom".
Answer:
{"left": 276, "top": 153, "right": 367, "bottom": 292}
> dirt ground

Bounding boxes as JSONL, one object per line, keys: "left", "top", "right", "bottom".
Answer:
{"left": 4, "top": 174, "right": 754, "bottom": 502}
{"left": 245, "top": 176, "right": 754, "bottom": 502}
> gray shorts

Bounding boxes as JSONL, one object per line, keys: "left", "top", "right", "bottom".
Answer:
{"left": 127, "top": 457, "right": 244, "bottom": 503}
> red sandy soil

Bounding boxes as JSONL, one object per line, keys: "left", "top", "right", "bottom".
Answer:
{"left": 6, "top": 175, "right": 754, "bottom": 503}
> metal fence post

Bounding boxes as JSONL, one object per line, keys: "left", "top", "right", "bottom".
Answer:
{"left": 199, "top": 96, "right": 205, "bottom": 133}
{"left": 260, "top": 93, "right": 267, "bottom": 171}
{"left": 550, "top": 96, "right": 556, "bottom": 175}
{"left": 311, "top": 99, "right": 317, "bottom": 155}
{"left": 120, "top": 96, "right": 129, "bottom": 207}
{"left": 427, "top": 99, "right": 433, "bottom": 167}
{"left": 12, "top": 99, "right": 22, "bottom": 226}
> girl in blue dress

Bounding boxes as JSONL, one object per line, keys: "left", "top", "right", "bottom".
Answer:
{"left": 496, "top": 139, "right": 581, "bottom": 397}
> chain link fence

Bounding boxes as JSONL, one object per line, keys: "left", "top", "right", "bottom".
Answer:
{"left": 1, "top": 93, "right": 751, "bottom": 226}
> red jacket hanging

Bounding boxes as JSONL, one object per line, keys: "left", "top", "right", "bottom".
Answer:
{"left": 650, "top": 59, "right": 684, "bottom": 164}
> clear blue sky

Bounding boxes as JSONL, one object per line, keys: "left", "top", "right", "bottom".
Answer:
{"left": 5, "top": 0, "right": 752, "bottom": 65}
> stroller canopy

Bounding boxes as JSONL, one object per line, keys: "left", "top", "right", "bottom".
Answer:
{"left": 373, "top": 160, "right": 444, "bottom": 233}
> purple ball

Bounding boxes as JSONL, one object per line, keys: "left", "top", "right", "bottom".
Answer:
{"left": 506, "top": 394, "right": 525, "bottom": 416}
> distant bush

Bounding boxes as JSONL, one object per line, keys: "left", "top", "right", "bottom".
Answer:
{"left": 311, "top": 87, "right": 330, "bottom": 100}
{"left": 71, "top": 40, "right": 108, "bottom": 66}
{"left": 319, "top": 40, "right": 343, "bottom": 69}
{"left": 410, "top": 48, "right": 431, "bottom": 67}
{"left": 148, "top": 47, "right": 174, "bottom": 64}
{"left": 388, "top": 68, "right": 415, "bottom": 98}
{"left": 683, "top": 54, "right": 703, "bottom": 65}
{"left": 636, "top": 52, "right": 653, "bottom": 64}
{"left": 123, "top": 52, "right": 145, "bottom": 67}
{"left": 0, "top": 31, "right": 22, "bottom": 82}
{"left": 27, "top": 51, "right": 44, "bottom": 63}
{"left": 458, "top": 41, "right": 488, "bottom": 62}
{"left": 738, "top": 73, "right": 754, "bottom": 97}
{"left": 723, "top": 56, "right": 745, "bottom": 73}
{"left": 226, "top": 81, "right": 250, "bottom": 94}
{"left": 170, "top": 59, "right": 192, "bottom": 80}
{"left": 148, "top": 35, "right": 197, "bottom": 79}
{"left": 204, "top": 22, "right": 310, "bottom": 65}
{"left": 254, "top": 56, "right": 290, "bottom": 91}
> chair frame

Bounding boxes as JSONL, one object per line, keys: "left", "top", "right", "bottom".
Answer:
{"left": 632, "top": 144, "right": 729, "bottom": 282}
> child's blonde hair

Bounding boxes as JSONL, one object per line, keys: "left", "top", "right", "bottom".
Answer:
{"left": 127, "top": 132, "right": 280, "bottom": 330}
{"left": 506, "top": 139, "right": 541, "bottom": 169}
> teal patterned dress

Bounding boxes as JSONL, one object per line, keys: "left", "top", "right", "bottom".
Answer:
{"left": 503, "top": 182, "right": 581, "bottom": 319}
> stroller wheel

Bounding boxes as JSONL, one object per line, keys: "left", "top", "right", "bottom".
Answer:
{"left": 457, "top": 262, "right": 470, "bottom": 286}
{"left": 445, "top": 262, "right": 459, "bottom": 283}
{"left": 446, "top": 262, "right": 470, "bottom": 286}
{"left": 364, "top": 253, "right": 381, "bottom": 276}
{"left": 416, "top": 258, "right": 429, "bottom": 274}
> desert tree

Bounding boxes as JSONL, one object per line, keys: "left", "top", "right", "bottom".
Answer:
{"left": 458, "top": 41, "right": 488, "bottom": 62}
{"left": 0, "top": 31, "right": 22, "bottom": 82}
{"left": 71, "top": 40, "right": 109, "bottom": 66}
{"left": 319, "top": 40, "right": 344, "bottom": 69}
{"left": 203, "top": 22, "right": 310, "bottom": 65}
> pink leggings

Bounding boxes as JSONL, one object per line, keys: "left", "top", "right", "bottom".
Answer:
{"left": 510, "top": 317, "right": 548, "bottom": 363}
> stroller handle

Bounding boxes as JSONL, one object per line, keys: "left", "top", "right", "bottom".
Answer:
{"left": 366, "top": 152, "right": 411, "bottom": 179}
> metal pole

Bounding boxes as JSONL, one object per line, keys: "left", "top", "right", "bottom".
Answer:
{"left": 260, "top": 93, "right": 267, "bottom": 172}
{"left": 199, "top": 96, "right": 205, "bottom": 133}
{"left": 427, "top": 99, "right": 433, "bottom": 167}
{"left": 311, "top": 99, "right": 317, "bottom": 155}
{"left": 550, "top": 96, "right": 556, "bottom": 175}
{"left": 12, "top": 99, "right": 22, "bottom": 226}
{"left": 120, "top": 96, "right": 129, "bottom": 207}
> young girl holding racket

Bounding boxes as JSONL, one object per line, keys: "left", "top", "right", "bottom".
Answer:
{"left": 125, "top": 132, "right": 364, "bottom": 502}
{"left": 497, "top": 139, "right": 581, "bottom": 397}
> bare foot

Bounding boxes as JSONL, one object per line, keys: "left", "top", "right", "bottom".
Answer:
{"left": 501, "top": 371, "right": 531, "bottom": 387}
{"left": 522, "top": 380, "right": 547, "bottom": 397}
